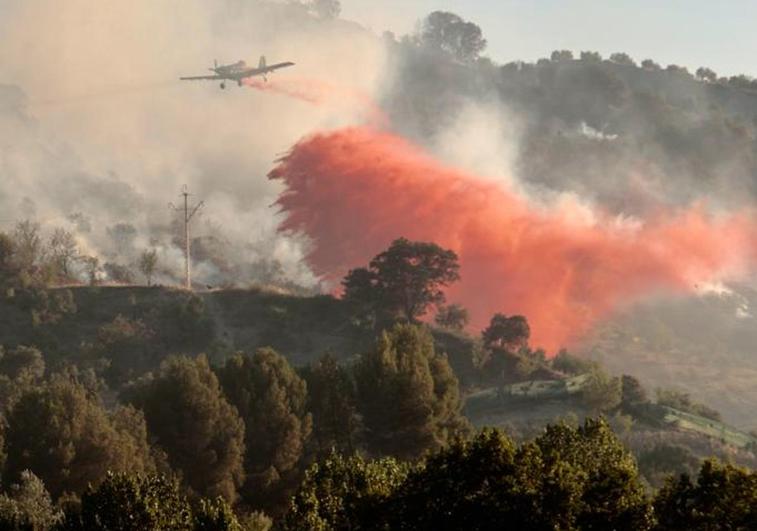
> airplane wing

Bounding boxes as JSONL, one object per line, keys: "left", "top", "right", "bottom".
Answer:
{"left": 265, "top": 61, "right": 295, "bottom": 72}
{"left": 179, "top": 74, "right": 223, "bottom": 81}
{"left": 239, "top": 62, "right": 295, "bottom": 78}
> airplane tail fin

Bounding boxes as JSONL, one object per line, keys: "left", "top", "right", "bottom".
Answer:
{"left": 259, "top": 56, "right": 267, "bottom": 69}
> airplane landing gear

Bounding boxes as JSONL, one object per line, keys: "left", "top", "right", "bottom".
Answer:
{"left": 220, "top": 82, "right": 226, "bottom": 90}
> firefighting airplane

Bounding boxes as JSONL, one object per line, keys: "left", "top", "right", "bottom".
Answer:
{"left": 179, "top": 56, "right": 295, "bottom": 89}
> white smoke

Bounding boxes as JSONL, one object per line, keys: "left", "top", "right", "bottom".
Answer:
{"left": 0, "top": 0, "right": 387, "bottom": 288}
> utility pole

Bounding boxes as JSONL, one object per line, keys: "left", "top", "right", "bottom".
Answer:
{"left": 169, "top": 185, "right": 204, "bottom": 290}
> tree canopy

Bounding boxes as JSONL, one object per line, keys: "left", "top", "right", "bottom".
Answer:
{"left": 216, "top": 349, "right": 312, "bottom": 511}
{"left": 301, "top": 353, "right": 357, "bottom": 457}
{"left": 343, "top": 238, "right": 460, "bottom": 325}
{"left": 418, "top": 11, "right": 487, "bottom": 63}
{"left": 482, "top": 313, "right": 530, "bottom": 351}
{"left": 355, "top": 323, "right": 469, "bottom": 460}
{"left": 284, "top": 419, "right": 654, "bottom": 530}
{"left": 4, "top": 373, "right": 155, "bottom": 499}
{"left": 127, "top": 355, "right": 245, "bottom": 503}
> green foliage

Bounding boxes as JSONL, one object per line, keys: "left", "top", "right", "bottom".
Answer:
{"left": 0, "top": 471, "right": 61, "bottom": 530}
{"left": 551, "top": 49, "right": 574, "bottom": 62}
{"left": 580, "top": 366, "right": 622, "bottom": 414}
{"left": 11, "top": 221, "right": 44, "bottom": 285}
{"left": 638, "top": 443, "right": 699, "bottom": 488}
{"left": 355, "top": 323, "right": 469, "bottom": 460}
{"left": 418, "top": 11, "right": 487, "bottom": 62}
{"left": 216, "top": 349, "right": 311, "bottom": 510}
{"left": 620, "top": 374, "right": 648, "bottom": 413}
{"left": 4, "top": 373, "right": 155, "bottom": 499}
{"left": 609, "top": 52, "right": 636, "bottom": 66}
{"left": 343, "top": 238, "right": 460, "bottom": 325}
{"left": 526, "top": 419, "right": 653, "bottom": 530}
{"left": 59, "top": 473, "right": 192, "bottom": 531}
{"left": 128, "top": 355, "right": 245, "bottom": 502}
{"left": 482, "top": 314, "right": 530, "bottom": 351}
{"left": 285, "top": 419, "right": 653, "bottom": 530}
{"left": 695, "top": 66, "right": 718, "bottom": 83}
{"left": 654, "top": 459, "right": 757, "bottom": 530}
{"left": 158, "top": 295, "right": 215, "bottom": 350}
{"left": 580, "top": 50, "right": 603, "bottom": 63}
{"left": 282, "top": 452, "right": 409, "bottom": 530}
{"left": 552, "top": 349, "right": 594, "bottom": 375}
{"left": 655, "top": 388, "right": 721, "bottom": 422}
{"left": 0, "top": 232, "right": 20, "bottom": 288}
{"left": 434, "top": 303, "right": 469, "bottom": 331}
{"left": 301, "top": 353, "right": 357, "bottom": 456}
{"left": 137, "top": 249, "right": 158, "bottom": 287}
{"left": 0, "top": 346, "right": 45, "bottom": 383}
{"left": 193, "top": 497, "right": 243, "bottom": 531}
{"left": 91, "top": 315, "right": 153, "bottom": 386}
{"left": 392, "top": 421, "right": 652, "bottom": 529}
{"left": 385, "top": 429, "right": 517, "bottom": 529}
{"left": 238, "top": 511, "right": 272, "bottom": 531}
{"left": 48, "top": 228, "right": 78, "bottom": 283}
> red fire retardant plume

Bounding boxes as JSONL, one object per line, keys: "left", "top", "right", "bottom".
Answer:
{"left": 269, "top": 126, "right": 757, "bottom": 352}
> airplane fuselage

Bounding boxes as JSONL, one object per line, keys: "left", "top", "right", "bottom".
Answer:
{"left": 180, "top": 56, "right": 295, "bottom": 89}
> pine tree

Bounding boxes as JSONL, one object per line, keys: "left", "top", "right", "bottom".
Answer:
{"left": 301, "top": 353, "right": 357, "bottom": 456}
{"left": 355, "top": 323, "right": 469, "bottom": 460}
{"left": 128, "top": 355, "right": 245, "bottom": 502}
{"left": 216, "top": 349, "right": 312, "bottom": 511}
{"left": 4, "top": 373, "right": 155, "bottom": 499}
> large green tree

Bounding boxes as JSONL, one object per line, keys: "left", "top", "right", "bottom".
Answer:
{"left": 343, "top": 238, "right": 460, "bottom": 325}
{"left": 525, "top": 419, "right": 652, "bottom": 530}
{"left": 282, "top": 452, "right": 409, "bottom": 531}
{"left": 58, "top": 473, "right": 192, "bottom": 531}
{"left": 654, "top": 459, "right": 757, "bottom": 530}
{"left": 355, "top": 323, "right": 469, "bottom": 460}
{"left": 481, "top": 313, "right": 530, "bottom": 351}
{"left": 216, "top": 349, "right": 312, "bottom": 510}
{"left": 418, "top": 11, "right": 488, "bottom": 63}
{"left": 387, "top": 420, "right": 652, "bottom": 529}
{"left": 385, "top": 429, "right": 517, "bottom": 529}
{"left": 434, "top": 303, "right": 469, "bottom": 331}
{"left": 0, "top": 471, "right": 61, "bottom": 530}
{"left": 284, "top": 419, "right": 653, "bottom": 529}
{"left": 58, "top": 472, "right": 252, "bottom": 531}
{"left": 48, "top": 228, "right": 78, "bottom": 281}
{"left": 4, "top": 373, "right": 155, "bottom": 499}
{"left": 128, "top": 356, "right": 245, "bottom": 502}
{"left": 301, "top": 353, "right": 357, "bottom": 457}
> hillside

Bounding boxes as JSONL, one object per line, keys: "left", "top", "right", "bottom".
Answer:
{"left": 3, "top": 284, "right": 754, "bottom": 460}
{"left": 0, "top": 285, "right": 481, "bottom": 380}
{"left": 579, "top": 287, "right": 757, "bottom": 429}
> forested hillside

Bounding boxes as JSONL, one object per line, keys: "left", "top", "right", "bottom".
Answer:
{"left": 1, "top": 2, "right": 757, "bottom": 528}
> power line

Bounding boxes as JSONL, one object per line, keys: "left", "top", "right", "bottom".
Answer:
{"left": 169, "top": 185, "right": 204, "bottom": 290}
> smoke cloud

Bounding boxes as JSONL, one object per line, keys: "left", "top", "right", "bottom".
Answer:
{"left": 0, "top": 0, "right": 386, "bottom": 287}
{"left": 270, "top": 126, "right": 757, "bottom": 351}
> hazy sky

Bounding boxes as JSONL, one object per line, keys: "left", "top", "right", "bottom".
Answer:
{"left": 343, "top": 0, "right": 757, "bottom": 77}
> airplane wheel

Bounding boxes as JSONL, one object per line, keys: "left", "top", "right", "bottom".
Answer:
{"left": 220, "top": 82, "right": 226, "bottom": 90}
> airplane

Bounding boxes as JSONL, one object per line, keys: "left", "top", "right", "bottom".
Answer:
{"left": 180, "top": 56, "right": 295, "bottom": 89}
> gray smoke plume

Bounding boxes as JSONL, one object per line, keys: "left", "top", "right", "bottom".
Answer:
{"left": 0, "top": 0, "right": 387, "bottom": 288}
